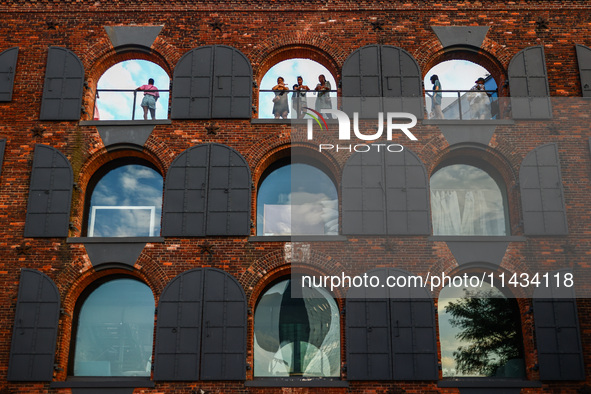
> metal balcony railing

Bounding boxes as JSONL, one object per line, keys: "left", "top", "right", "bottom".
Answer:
{"left": 258, "top": 89, "right": 339, "bottom": 119}
{"left": 425, "top": 89, "right": 501, "bottom": 120}
{"left": 93, "top": 89, "right": 170, "bottom": 121}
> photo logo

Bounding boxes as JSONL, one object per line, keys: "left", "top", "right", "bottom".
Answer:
{"left": 304, "top": 109, "right": 418, "bottom": 153}
{"left": 303, "top": 107, "right": 328, "bottom": 131}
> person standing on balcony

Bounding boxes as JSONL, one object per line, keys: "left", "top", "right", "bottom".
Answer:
{"left": 429, "top": 74, "right": 444, "bottom": 119}
{"left": 292, "top": 76, "right": 310, "bottom": 119}
{"left": 136, "top": 78, "right": 159, "bottom": 120}
{"left": 315, "top": 74, "right": 332, "bottom": 118}
{"left": 272, "top": 76, "right": 290, "bottom": 119}
{"left": 468, "top": 77, "right": 491, "bottom": 120}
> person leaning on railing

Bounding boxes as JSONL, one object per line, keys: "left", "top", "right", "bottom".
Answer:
{"left": 136, "top": 78, "right": 160, "bottom": 120}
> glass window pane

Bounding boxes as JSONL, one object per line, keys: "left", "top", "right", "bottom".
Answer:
{"left": 89, "top": 164, "right": 163, "bottom": 237}
{"left": 257, "top": 163, "right": 338, "bottom": 235}
{"left": 438, "top": 281, "right": 525, "bottom": 378}
{"left": 73, "top": 279, "right": 155, "bottom": 376}
{"left": 430, "top": 164, "right": 507, "bottom": 235}
{"left": 254, "top": 279, "right": 340, "bottom": 377}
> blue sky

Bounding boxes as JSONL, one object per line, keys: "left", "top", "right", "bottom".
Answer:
{"left": 424, "top": 59, "right": 491, "bottom": 94}
{"left": 96, "top": 60, "right": 170, "bottom": 120}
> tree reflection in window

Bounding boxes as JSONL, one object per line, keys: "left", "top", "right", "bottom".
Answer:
{"left": 257, "top": 163, "right": 338, "bottom": 235}
{"left": 438, "top": 281, "right": 525, "bottom": 378}
{"left": 88, "top": 163, "right": 163, "bottom": 237}
{"left": 72, "top": 278, "right": 155, "bottom": 376}
{"left": 254, "top": 279, "right": 340, "bottom": 377}
{"left": 431, "top": 164, "right": 507, "bottom": 235}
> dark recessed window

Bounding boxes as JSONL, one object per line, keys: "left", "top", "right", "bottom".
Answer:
{"left": 257, "top": 163, "right": 338, "bottom": 236}
{"left": 72, "top": 278, "right": 155, "bottom": 377}
{"left": 438, "top": 281, "right": 525, "bottom": 378}
{"left": 431, "top": 163, "right": 507, "bottom": 236}
{"left": 87, "top": 163, "right": 163, "bottom": 237}
{"left": 254, "top": 279, "right": 340, "bottom": 377}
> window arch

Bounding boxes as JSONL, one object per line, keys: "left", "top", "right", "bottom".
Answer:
{"left": 95, "top": 59, "right": 170, "bottom": 120}
{"left": 258, "top": 59, "right": 337, "bottom": 119}
{"left": 256, "top": 160, "right": 338, "bottom": 236}
{"left": 70, "top": 277, "right": 155, "bottom": 376}
{"left": 85, "top": 159, "right": 163, "bottom": 237}
{"left": 424, "top": 59, "right": 499, "bottom": 120}
{"left": 253, "top": 277, "right": 341, "bottom": 377}
{"left": 430, "top": 161, "right": 508, "bottom": 236}
{"left": 438, "top": 279, "right": 525, "bottom": 378}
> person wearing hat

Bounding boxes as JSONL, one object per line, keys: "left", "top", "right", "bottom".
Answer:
{"left": 428, "top": 74, "right": 444, "bottom": 119}
{"left": 468, "top": 77, "right": 491, "bottom": 119}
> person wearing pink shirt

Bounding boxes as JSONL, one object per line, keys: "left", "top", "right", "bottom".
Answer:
{"left": 136, "top": 78, "right": 160, "bottom": 120}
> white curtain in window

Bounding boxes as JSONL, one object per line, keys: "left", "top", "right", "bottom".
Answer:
{"left": 432, "top": 190, "right": 494, "bottom": 235}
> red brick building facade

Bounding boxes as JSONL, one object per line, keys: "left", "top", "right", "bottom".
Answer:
{"left": 0, "top": 1, "right": 591, "bottom": 393}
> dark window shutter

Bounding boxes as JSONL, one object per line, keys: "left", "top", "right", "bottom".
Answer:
{"left": 533, "top": 270, "right": 584, "bottom": 381}
{"left": 575, "top": 44, "right": 591, "bottom": 97}
{"left": 24, "top": 145, "right": 73, "bottom": 237}
{"left": 154, "top": 268, "right": 247, "bottom": 381}
{"left": 343, "top": 148, "right": 428, "bottom": 235}
{"left": 154, "top": 269, "right": 204, "bottom": 381}
{"left": 206, "top": 144, "right": 251, "bottom": 236}
{"left": 519, "top": 143, "right": 568, "bottom": 235}
{"left": 381, "top": 46, "right": 424, "bottom": 118}
{"left": 342, "top": 149, "right": 387, "bottom": 235}
{"left": 387, "top": 268, "right": 438, "bottom": 381}
{"left": 172, "top": 45, "right": 252, "bottom": 119}
{"left": 171, "top": 46, "right": 214, "bottom": 119}
{"left": 0, "top": 138, "right": 6, "bottom": 176}
{"left": 346, "top": 268, "right": 438, "bottom": 381}
{"left": 508, "top": 46, "right": 552, "bottom": 119}
{"left": 342, "top": 45, "right": 423, "bottom": 118}
{"left": 163, "top": 143, "right": 251, "bottom": 237}
{"left": 342, "top": 45, "right": 382, "bottom": 117}
{"left": 162, "top": 145, "right": 209, "bottom": 236}
{"left": 346, "top": 276, "right": 392, "bottom": 380}
{"left": 200, "top": 268, "right": 247, "bottom": 380}
{"left": 39, "top": 47, "right": 84, "bottom": 120}
{"left": 8, "top": 269, "right": 60, "bottom": 381}
{"left": 211, "top": 45, "right": 252, "bottom": 119}
{"left": 385, "top": 149, "right": 430, "bottom": 235}
{"left": 0, "top": 47, "right": 18, "bottom": 101}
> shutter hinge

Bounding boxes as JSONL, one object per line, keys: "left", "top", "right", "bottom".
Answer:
{"left": 251, "top": 105, "right": 258, "bottom": 114}
{"left": 60, "top": 308, "right": 71, "bottom": 317}
{"left": 250, "top": 219, "right": 255, "bottom": 229}
{"left": 154, "top": 307, "right": 158, "bottom": 316}
{"left": 246, "top": 363, "right": 252, "bottom": 370}
{"left": 247, "top": 307, "right": 252, "bottom": 315}
{"left": 73, "top": 182, "right": 81, "bottom": 192}
{"left": 252, "top": 81, "right": 258, "bottom": 88}
{"left": 340, "top": 307, "right": 345, "bottom": 316}
{"left": 53, "top": 364, "right": 64, "bottom": 372}
{"left": 83, "top": 82, "right": 90, "bottom": 90}
{"left": 81, "top": 106, "right": 87, "bottom": 115}
{"left": 341, "top": 363, "right": 347, "bottom": 372}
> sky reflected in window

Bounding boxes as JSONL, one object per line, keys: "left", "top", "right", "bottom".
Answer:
{"left": 73, "top": 278, "right": 155, "bottom": 376}
{"left": 257, "top": 163, "right": 338, "bottom": 235}
{"left": 438, "top": 281, "right": 525, "bottom": 378}
{"left": 89, "top": 164, "right": 163, "bottom": 237}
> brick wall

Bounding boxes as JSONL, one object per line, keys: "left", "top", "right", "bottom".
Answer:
{"left": 0, "top": 1, "right": 590, "bottom": 393}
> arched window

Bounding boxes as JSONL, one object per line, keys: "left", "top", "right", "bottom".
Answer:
{"left": 257, "top": 161, "right": 338, "bottom": 236}
{"left": 254, "top": 278, "right": 340, "bottom": 377}
{"left": 424, "top": 59, "right": 498, "bottom": 120}
{"left": 86, "top": 160, "right": 163, "bottom": 237}
{"left": 71, "top": 277, "right": 155, "bottom": 376}
{"left": 259, "top": 59, "right": 337, "bottom": 119}
{"left": 430, "top": 162, "right": 508, "bottom": 236}
{"left": 95, "top": 60, "right": 169, "bottom": 120}
{"left": 438, "top": 280, "right": 525, "bottom": 378}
